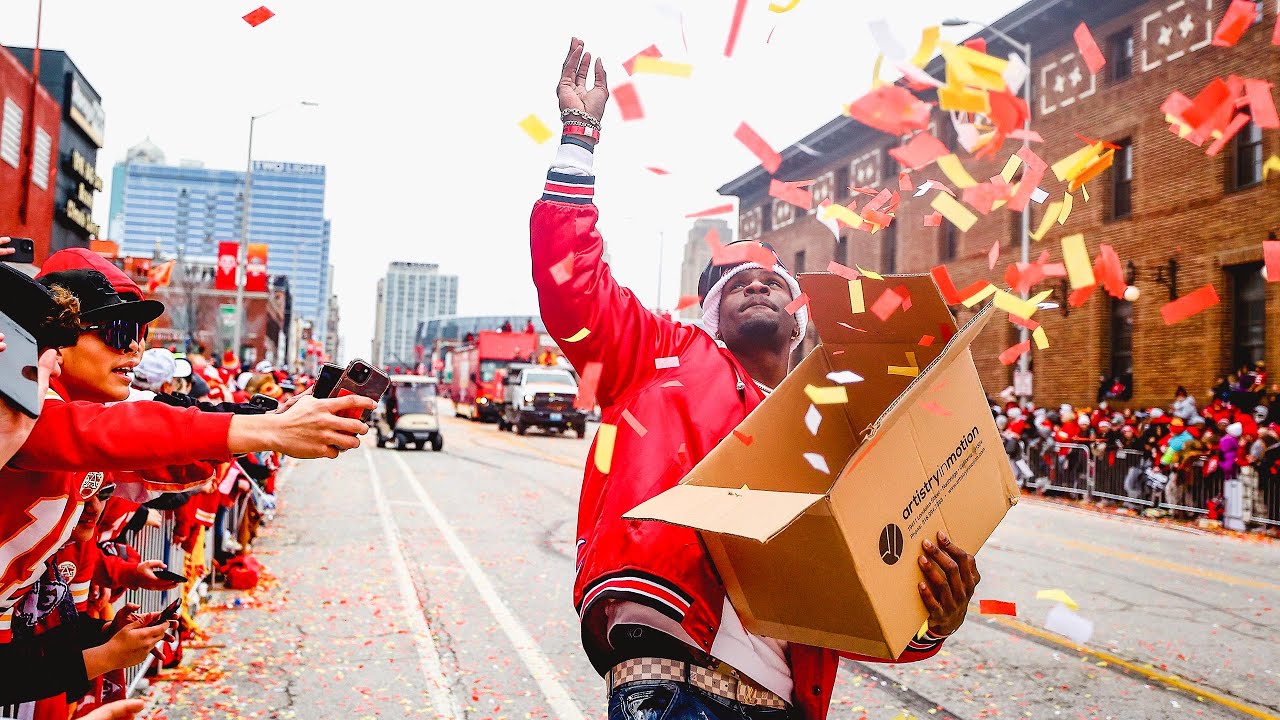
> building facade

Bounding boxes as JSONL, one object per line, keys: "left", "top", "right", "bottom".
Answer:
{"left": 678, "top": 218, "right": 732, "bottom": 319}
{"left": 719, "top": 0, "right": 1280, "bottom": 409}
{"left": 7, "top": 48, "right": 105, "bottom": 255}
{"left": 108, "top": 145, "right": 332, "bottom": 338}
{"left": 0, "top": 45, "right": 59, "bottom": 264}
{"left": 374, "top": 262, "right": 459, "bottom": 369}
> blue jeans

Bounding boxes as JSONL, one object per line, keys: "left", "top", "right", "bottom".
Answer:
{"left": 608, "top": 680, "right": 797, "bottom": 720}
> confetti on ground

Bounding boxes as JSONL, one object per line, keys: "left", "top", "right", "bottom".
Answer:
{"left": 594, "top": 424, "right": 617, "bottom": 473}
{"left": 826, "top": 370, "right": 864, "bottom": 384}
{"left": 549, "top": 252, "right": 575, "bottom": 285}
{"left": 655, "top": 356, "right": 680, "bottom": 370}
{"left": 242, "top": 5, "right": 274, "bottom": 26}
{"left": 733, "top": 429, "right": 754, "bottom": 445}
{"left": 999, "top": 340, "right": 1032, "bottom": 366}
{"left": 734, "top": 122, "right": 782, "bottom": 173}
{"left": 575, "top": 361, "right": 602, "bottom": 410}
{"left": 979, "top": 599, "right": 1018, "bottom": 616}
{"left": 517, "top": 114, "right": 553, "bottom": 144}
{"left": 1045, "top": 603, "right": 1094, "bottom": 644}
{"left": 561, "top": 328, "right": 591, "bottom": 343}
{"left": 620, "top": 409, "right": 648, "bottom": 438}
{"left": 1073, "top": 23, "right": 1106, "bottom": 74}
{"left": 631, "top": 56, "right": 693, "bottom": 77}
{"left": 1035, "top": 588, "right": 1080, "bottom": 609}
{"left": 612, "top": 82, "right": 644, "bottom": 121}
{"left": 805, "top": 384, "right": 849, "bottom": 404}
{"left": 622, "top": 44, "right": 662, "bottom": 75}
{"left": 1160, "top": 284, "right": 1220, "bottom": 324}
{"left": 686, "top": 204, "right": 736, "bottom": 218}
{"left": 784, "top": 292, "right": 810, "bottom": 314}
{"left": 803, "top": 452, "right": 830, "bottom": 474}
{"left": 805, "top": 404, "right": 821, "bottom": 435}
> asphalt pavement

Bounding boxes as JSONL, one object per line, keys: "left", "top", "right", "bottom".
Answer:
{"left": 146, "top": 412, "right": 1280, "bottom": 720}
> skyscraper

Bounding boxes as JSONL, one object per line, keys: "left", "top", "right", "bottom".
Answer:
{"left": 108, "top": 141, "right": 332, "bottom": 338}
{"left": 678, "top": 218, "right": 731, "bottom": 319}
{"left": 374, "top": 262, "right": 458, "bottom": 370}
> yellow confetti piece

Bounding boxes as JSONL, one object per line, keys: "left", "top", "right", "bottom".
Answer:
{"left": 940, "top": 42, "right": 1009, "bottom": 91}
{"left": 848, "top": 279, "right": 865, "bottom": 314}
{"left": 819, "top": 202, "right": 864, "bottom": 227}
{"left": 931, "top": 193, "right": 978, "bottom": 232}
{"left": 871, "top": 53, "right": 886, "bottom": 89}
{"left": 961, "top": 283, "right": 998, "bottom": 308}
{"left": 1057, "top": 192, "right": 1074, "bottom": 225}
{"left": 887, "top": 351, "right": 920, "bottom": 376}
{"left": 1029, "top": 289, "right": 1054, "bottom": 305}
{"left": 805, "top": 384, "right": 849, "bottom": 404}
{"left": 1029, "top": 201, "right": 1063, "bottom": 241}
{"left": 856, "top": 266, "right": 883, "bottom": 280}
{"left": 1068, "top": 150, "right": 1114, "bottom": 192}
{"left": 1051, "top": 142, "right": 1104, "bottom": 182}
{"left": 936, "top": 154, "right": 979, "bottom": 189}
{"left": 938, "top": 85, "right": 991, "bottom": 114}
{"left": 517, "top": 114, "right": 553, "bottom": 144}
{"left": 1081, "top": 185, "right": 1090, "bottom": 203}
{"left": 594, "top": 423, "right": 617, "bottom": 474}
{"left": 1032, "top": 326, "right": 1049, "bottom": 349}
{"left": 632, "top": 55, "right": 693, "bottom": 77}
{"left": 1062, "top": 234, "right": 1096, "bottom": 289}
{"left": 562, "top": 328, "right": 591, "bottom": 343}
{"left": 768, "top": 0, "right": 800, "bottom": 11}
{"left": 1265, "top": 155, "right": 1280, "bottom": 180}
{"left": 910, "top": 26, "right": 940, "bottom": 67}
{"left": 994, "top": 289, "right": 1038, "bottom": 319}
{"left": 1035, "top": 588, "right": 1080, "bottom": 610}
{"left": 1000, "top": 154, "right": 1022, "bottom": 183}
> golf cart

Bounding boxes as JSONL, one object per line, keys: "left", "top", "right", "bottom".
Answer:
{"left": 375, "top": 375, "right": 444, "bottom": 451}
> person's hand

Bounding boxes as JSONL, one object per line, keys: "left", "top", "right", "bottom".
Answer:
{"left": 0, "top": 236, "right": 14, "bottom": 258}
{"left": 83, "top": 615, "right": 171, "bottom": 677}
{"left": 105, "top": 603, "right": 142, "bottom": 638}
{"left": 275, "top": 383, "right": 313, "bottom": 414}
{"left": 79, "top": 700, "right": 146, "bottom": 720}
{"left": 917, "top": 530, "right": 980, "bottom": 637}
{"left": 557, "top": 37, "right": 609, "bottom": 125}
{"left": 231, "top": 393, "right": 373, "bottom": 459}
{"left": 0, "top": 347, "right": 59, "bottom": 467}
{"left": 130, "top": 560, "right": 182, "bottom": 591}
{"left": 145, "top": 508, "right": 163, "bottom": 528}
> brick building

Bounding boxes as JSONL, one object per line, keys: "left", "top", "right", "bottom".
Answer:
{"left": 0, "top": 45, "right": 60, "bottom": 263}
{"left": 718, "top": 0, "right": 1280, "bottom": 409}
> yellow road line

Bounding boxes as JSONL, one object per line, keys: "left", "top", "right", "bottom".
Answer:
{"left": 990, "top": 613, "right": 1280, "bottom": 720}
{"left": 1005, "top": 527, "right": 1280, "bottom": 593}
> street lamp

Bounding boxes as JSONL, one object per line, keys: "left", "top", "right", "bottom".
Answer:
{"left": 942, "top": 18, "right": 1034, "bottom": 406}
{"left": 231, "top": 100, "right": 320, "bottom": 360}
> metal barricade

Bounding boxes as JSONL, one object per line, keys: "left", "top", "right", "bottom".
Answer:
{"left": 1043, "top": 442, "right": 1093, "bottom": 498}
{"left": 122, "top": 514, "right": 185, "bottom": 696}
{"left": 1161, "top": 457, "right": 1223, "bottom": 517}
{"left": 1092, "top": 448, "right": 1148, "bottom": 506}
{"left": 1253, "top": 466, "right": 1280, "bottom": 527}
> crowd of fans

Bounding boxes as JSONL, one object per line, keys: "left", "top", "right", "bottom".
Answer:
{"left": 993, "top": 371, "right": 1280, "bottom": 525}
{"left": 0, "top": 240, "right": 372, "bottom": 719}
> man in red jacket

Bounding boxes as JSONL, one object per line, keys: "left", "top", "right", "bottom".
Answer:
{"left": 535, "top": 39, "right": 981, "bottom": 720}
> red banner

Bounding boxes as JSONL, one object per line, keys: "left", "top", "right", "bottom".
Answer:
{"left": 215, "top": 242, "right": 239, "bottom": 290}
{"left": 245, "top": 243, "right": 269, "bottom": 292}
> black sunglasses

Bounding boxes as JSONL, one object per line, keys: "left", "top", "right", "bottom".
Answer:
{"left": 80, "top": 319, "right": 148, "bottom": 352}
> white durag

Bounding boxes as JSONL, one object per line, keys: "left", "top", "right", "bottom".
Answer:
{"left": 701, "top": 262, "right": 809, "bottom": 351}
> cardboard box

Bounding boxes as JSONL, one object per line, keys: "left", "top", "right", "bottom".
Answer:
{"left": 625, "top": 272, "right": 1019, "bottom": 659}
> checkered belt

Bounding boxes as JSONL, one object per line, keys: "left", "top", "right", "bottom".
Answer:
{"left": 607, "top": 657, "right": 789, "bottom": 710}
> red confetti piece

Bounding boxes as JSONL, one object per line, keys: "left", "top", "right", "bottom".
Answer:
{"left": 646, "top": 167, "right": 670, "bottom": 175}
{"left": 549, "top": 252, "right": 575, "bottom": 285}
{"left": 242, "top": 5, "right": 274, "bottom": 26}
{"left": 1244, "top": 79, "right": 1279, "bottom": 129}
{"left": 979, "top": 599, "right": 1018, "bottom": 616}
{"left": 1205, "top": 112, "right": 1252, "bottom": 156}
{"left": 827, "top": 261, "right": 859, "bottom": 281}
{"left": 732, "top": 429, "right": 753, "bottom": 446}
{"left": 963, "top": 37, "right": 986, "bottom": 53}
{"left": 938, "top": 322, "right": 956, "bottom": 343}
{"left": 1160, "top": 284, "right": 1220, "bottom": 325}
{"left": 922, "top": 400, "right": 951, "bottom": 416}
{"left": 999, "top": 340, "right": 1032, "bottom": 366}
{"left": 1213, "top": 0, "right": 1257, "bottom": 46}
{"left": 734, "top": 122, "right": 782, "bottom": 174}
{"left": 686, "top": 204, "right": 735, "bottom": 218}
{"left": 1007, "top": 145, "right": 1047, "bottom": 213}
{"left": 620, "top": 409, "right": 648, "bottom": 438}
{"left": 929, "top": 265, "right": 991, "bottom": 305}
{"left": 1069, "top": 283, "right": 1096, "bottom": 308}
{"left": 898, "top": 171, "right": 913, "bottom": 191}
{"left": 769, "top": 179, "right": 814, "bottom": 210}
{"left": 870, "top": 286, "right": 905, "bottom": 321}
{"left": 923, "top": 212, "right": 942, "bottom": 227}
{"left": 896, "top": 284, "right": 913, "bottom": 311}
{"left": 613, "top": 82, "right": 644, "bottom": 121}
{"left": 574, "top": 362, "right": 603, "bottom": 410}
{"left": 724, "top": 0, "right": 749, "bottom": 57}
{"left": 846, "top": 84, "right": 932, "bottom": 135}
{"left": 784, "top": 292, "right": 810, "bottom": 315}
{"left": 918, "top": 335, "right": 935, "bottom": 346}
{"left": 889, "top": 131, "right": 950, "bottom": 170}
{"left": 1273, "top": 11, "right": 1280, "bottom": 44}
{"left": 1264, "top": 240, "right": 1280, "bottom": 282}
{"left": 1072, "top": 23, "right": 1106, "bottom": 75}
{"left": 988, "top": 240, "right": 1000, "bottom": 270}
{"left": 622, "top": 45, "right": 662, "bottom": 75}
{"left": 676, "top": 294, "right": 700, "bottom": 310}
{"left": 1009, "top": 129, "right": 1044, "bottom": 143}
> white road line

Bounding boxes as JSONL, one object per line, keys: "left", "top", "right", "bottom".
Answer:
{"left": 363, "top": 448, "right": 463, "bottom": 719}
{"left": 388, "top": 450, "right": 588, "bottom": 720}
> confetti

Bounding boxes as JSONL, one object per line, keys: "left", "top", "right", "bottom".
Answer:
{"left": 999, "top": 154, "right": 1022, "bottom": 183}
{"left": 620, "top": 409, "right": 648, "bottom": 438}
{"left": 845, "top": 84, "right": 932, "bottom": 135}
{"left": 1212, "top": 0, "right": 1258, "bottom": 46}
{"left": 562, "top": 328, "right": 591, "bottom": 343}
{"left": 784, "top": 292, "right": 810, "bottom": 314}
{"left": 1030, "top": 201, "right": 1063, "bottom": 241}
{"left": 676, "top": 295, "right": 700, "bottom": 310}
{"left": 1160, "top": 284, "right": 1220, "bottom": 325}
{"left": 827, "top": 261, "right": 860, "bottom": 280}
{"left": 646, "top": 167, "right": 670, "bottom": 175}
{"left": 979, "top": 599, "right": 1018, "bottom": 616}
{"left": 999, "top": 340, "right": 1032, "bottom": 366}
{"left": 805, "top": 385, "right": 849, "bottom": 404}
{"left": 1274, "top": 11, "right": 1280, "bottom": 44}
{"left": 847, "top": 279, "right": 866, "bottom": 314}
{"left": 613, "top": 82, "right": 644, "bottom": 121}
{"left": 1072, "top": 23, "right": 1106, "bottom": 75}
{"left": 805, "top": 404, "right": 822, "bottom": 435}
{"left": 1061, "top": 234, "right": 1095, "bottom": 289}
{"left": 574, "top": 361, "right": 602, "bottom": 410}
{"left": 858, "top": 266, "right": 884, "bottom": 280}
{"left": 923, "top": 212, "right": 942, "bottom": 227}
{"left": 661, "top": 380, "right": 684, "bottom": 388}
{"left": 803, "top": 452, "right": 830, "bottom": 474}
{"left": 1036, "top": 588, "right": 1080, "bottom": 610}
{"left": 935, "top": 154, "right": 979, "bottom": 189}
{"left": 1205, "top": 112, "right": 1251, "bottom": 156}
{"left": 768, "top": 0, "right": 801, "bottom": 12}
{"left": 517, "top": 114, "right": 553, "bottom": 144}
{"left": 868, "top": 19, "right": 908, "bottom": 60}
{"left": 622, "top": 45, "right": 662, "bottom": 75}
{"left": 1264, "top": 240, "right": 1280, "bottom": 282}
{"left": 931, "top": 193, "right": 978, "bottom": 232}
{"left": 994, "top": 289, "right": 1038, "bottom": 319}
{"left": 1003, "top": 52, "right": 1030, "bottom": 94}
{"left": 686, "top": 204, "right": 735, "bottom": 218}
{"left": 549, "top": 252, "right": 575, "bottom": 285}
{"left": 732, "top": 429, "right": 754, "bottom": 445}
{"left": 735, "top": 123, "right": 782, "bottom": 174}
{"left": 655, "top": 356, "right": 680, "bottom": 370}
{"left": 632, "top": 56, "right": 693, "bottom": 77}
{"left": 1009, "top": 128, "right": 1043, "bottom": 143}
{"left": 899, "top": 171, "right": 914, "bottom": 191}
{"left": 870, "top": 286, "right": 906, "bottom": 321}
{"left": 724, "top": 0, "right": 749, "bottom": 57}
{"left": 988, "top": 240, "right": 1000, "bottom": 270}
{"left": 826, "top": 370, "right": 864, "bottom": 384}
{"left": 594, "top": 423, "right": 617, "bottom": 473}
{"left": 887, "top": 352, "right": 920, "bottom": 377}
{"left": 890, "top": 132, "right": 950, "bottom": 170}
{"left": 910, "top": 25, "right": 940, "bottom": 67}
{"left": 929, "top": 265, "right": 991, "bottom": 305}
{"left": 918, "top": 335, "right": 935, "bottom": 346}
{"left": 769, "top": 179, "right": 814, "bottom": 210}
{"left": 1057, "top": 192, "right": 1075, "bottom": 224}
{"left": 1244, "top": 79, "right": 1279, "bottom": 129}
{"left": 1045, "top": 604, "right": 1094, "bottom": 644}
{"left": 818, "top": 201, "right": 864, "bottom": 229}
{"left": 921, "top": 400, "right": 951, "bottom": 416}
{"left": 1265, "top": 155, "right": 1280, "bottom": 179}
{"left": 242, "top": 5, "right": 275, "bottom": 26}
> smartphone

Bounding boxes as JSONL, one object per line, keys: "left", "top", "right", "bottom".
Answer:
{"left": 148, "top": 596, "right": 182, "bottom": 626}
{"left": 249, "top": 394, "right": 279, "bottom": 412}
{"left": 313, "top": 362, "right": 344, "bottom": 398}
{"left": 332, "top": 359, "right": 390, "bottom": 421}
{"left": 0, "top": 311, "right": 41, "bottom": 418}
{"left": 1, "top": 238, "right": 35, "bottom": 265}
{"left": 153, "top": 569, "right": 187, "bottom": 584}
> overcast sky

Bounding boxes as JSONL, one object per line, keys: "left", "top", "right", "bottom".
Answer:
{"left": 1, "top": 0, "right": 1020, "bottom": 360}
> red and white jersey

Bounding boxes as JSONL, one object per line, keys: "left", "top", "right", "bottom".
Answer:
{"left": 0, "top": 464, "right": 93, "bottom": 613}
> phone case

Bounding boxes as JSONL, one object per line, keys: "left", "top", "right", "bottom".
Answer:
{"left": 0, "top": 312, "right": 41, "bottom": 418}
{"left": 333, "top": 361, "right": 390, "bottom": 420}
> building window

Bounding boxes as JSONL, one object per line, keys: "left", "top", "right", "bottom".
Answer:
{"left": 880, "top": 146, "right": 896, "bottom": 183}
{"left": 1109, "top": 298, "right": 1134, "bottom": 394}
{"left": 1230, "top": 121, "right": 1264, "bottom": 190}
{"left": 1107, "top": 28, "right": 1133, "bottom": 82}
{"left": 939, "top": 222, "right": 958, "bottom": 262}
{"left": 793, "top": 250, "right": 806, "bottom": 274}
{"left": 1230, "top": 263, "right": 1266, "bottom": 369}
{"left": 834, "top": 165, "right": 850, "bottom": 200}
{"left": 881, "top": 222, "right": 897, "bottom": 274}
{"left": 1110, "top": 138, "right": 1133, "bottom": 220}
{"left": 31, "top": 128, "right": 51, "bottom": 190}
{"left": 1, "top": 98, "right": 21, "bottom": 168}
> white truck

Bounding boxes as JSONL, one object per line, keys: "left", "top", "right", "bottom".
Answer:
{"left": 497, "top": 364, "right": 586, "bottom": 438}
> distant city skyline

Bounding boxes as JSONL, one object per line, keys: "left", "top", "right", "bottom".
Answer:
{"left": 373, "top": 261, "right": 459, "bottom": 369}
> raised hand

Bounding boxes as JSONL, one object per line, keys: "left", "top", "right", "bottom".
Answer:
{"left": 558, "top": 37, "right": 609, "bottom": 123}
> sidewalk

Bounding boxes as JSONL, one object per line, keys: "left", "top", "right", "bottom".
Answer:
{"left": 1019, "top": 491, "right": 1280, "bottom": 543}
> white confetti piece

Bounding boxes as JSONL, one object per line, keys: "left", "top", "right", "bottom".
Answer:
{"left": 868, "top": 19, "right": 907, "bottom": 60}
{"left": 805, "top": 404, "right": 821, "bottom": 435}
{"left": 1044, "top": 603, "right": 1094, "bottom": 645}
{"left": 803, "top": 452, "right": 830, "bottom": 474}
{"left": 1031, "top": 187, "right": 1049, "bottom": 204}
{"left": 826, "top": 370, "right": 864, "bottom": 385}
{"left": 1003, "top": 52, "right": 1029, "bottom": 94}
{"left": 655, "top": 356, "right": 680, "bottom": 370}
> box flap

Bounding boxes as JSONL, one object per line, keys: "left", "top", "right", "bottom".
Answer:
{"left": 799, "top": 273, "right": 958, "bottom": 346}
{"left": 624, "top": 485, "right": 826, "bottom": 543}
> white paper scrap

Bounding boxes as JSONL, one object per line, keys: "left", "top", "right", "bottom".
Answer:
{"left": 805, "top": 404, "right": 822, "bottom": 435}
{"left": 803, "top": 452, "right": 830, "bottom": 474}
{"left": 1044, "top": 603, "right": 1094, "bottom": 645}
{"left": 655, "top": 356, "right": 680, "bottom": 370}
{"left": 1003, "top": 52, "right": 1029, "bottom": 94}
{"left": 1031, "top": 187, "right": 1049, "bottom": 204}
{"left": 868, "top": 19, "right": 907, "bottom": 60}
{"left": 826, "top": 370, "right": 865, "bottom": 385}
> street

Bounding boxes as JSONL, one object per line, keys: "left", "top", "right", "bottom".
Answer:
{"left": 149, "top": 412, "right": 1280, "bottom": 720}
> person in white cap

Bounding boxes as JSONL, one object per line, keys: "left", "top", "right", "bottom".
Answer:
{"left": 128, "top": 348, "right": 179, "bottom": 401}
{"left": 254, "top": 360, "right": 273, "bottom": 374}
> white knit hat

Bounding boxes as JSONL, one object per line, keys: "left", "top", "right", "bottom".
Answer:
{"left": 1227, "top": 422, "right": 1244, "bottom": 438}
{"left": 701, "top": 262, "right": 809, "bottom": 351}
